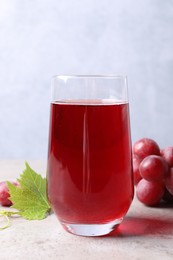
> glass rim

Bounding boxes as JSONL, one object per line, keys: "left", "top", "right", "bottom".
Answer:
{"left": 52, "top": 74, "right": 127, "bottom": 80}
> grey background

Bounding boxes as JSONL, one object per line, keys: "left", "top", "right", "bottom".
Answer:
{"left": 0, "top": 0, "right": 173, "bottom": 159}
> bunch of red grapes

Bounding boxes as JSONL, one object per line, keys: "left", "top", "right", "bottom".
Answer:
{"left": 133, "top": 138, "right": 173, "bottom": 206}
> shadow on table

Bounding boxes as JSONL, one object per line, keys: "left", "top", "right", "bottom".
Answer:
{"left": 108, "top": 215, "right": 173, "bottom": 237}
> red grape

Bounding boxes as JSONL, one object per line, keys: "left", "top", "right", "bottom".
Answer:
{"left": 133, "top": 138, "right": 160, "bottom": 160}
{"left": 0, "top": 181, "right": 12, "bottom": 206}
{"left": 136, "top": 179, "right": 165, "bottom": 206}
{"left": 165, "top": 168, "right": 173, "bottom": 195}
{"left": 132, "top": 155, "right": 142, "bottom": 185}
{"left": 139, "top": 155, "right": 169, "bottom": 182}
{"left": 161, "top": 146, "right": 173, "bottom": 167}
{"left": 0, "top": 181, "right": 19, "bottom": 207}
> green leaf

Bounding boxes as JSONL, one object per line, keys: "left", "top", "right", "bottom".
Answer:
{"left": 7, "top": 162, "right": 51, "bottom": 220}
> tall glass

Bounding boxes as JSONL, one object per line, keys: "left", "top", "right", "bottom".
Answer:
{"left": 47, "top": 75, "right": 134, "bottom": 236}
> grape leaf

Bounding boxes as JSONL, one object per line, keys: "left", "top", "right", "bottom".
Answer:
{"left": 7, "top": 162, "right": 51, "bottom": 220}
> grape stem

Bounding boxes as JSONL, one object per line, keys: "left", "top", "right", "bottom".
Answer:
{"left": 0, "top": 210, "right": 21, "bottom": 230}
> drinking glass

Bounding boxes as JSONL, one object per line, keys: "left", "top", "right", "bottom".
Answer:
{"left": 47, "top": 75, "right": 134, "bottom": 236}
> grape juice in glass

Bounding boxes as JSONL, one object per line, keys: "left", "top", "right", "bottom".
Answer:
{"left": 47, "top": 75, "right": 134, "bottom": 236}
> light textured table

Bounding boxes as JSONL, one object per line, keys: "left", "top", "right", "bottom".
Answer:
{"left": 0, "top": 160, "right": 173, "bottom": 260}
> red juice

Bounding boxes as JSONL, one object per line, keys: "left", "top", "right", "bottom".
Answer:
{"left": 47, "top": 100, "right": 134, "bottom": 224}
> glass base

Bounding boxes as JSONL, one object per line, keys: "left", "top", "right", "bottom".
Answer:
{"left": 61, "top": 218, "right": 123, "bottom": 237}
